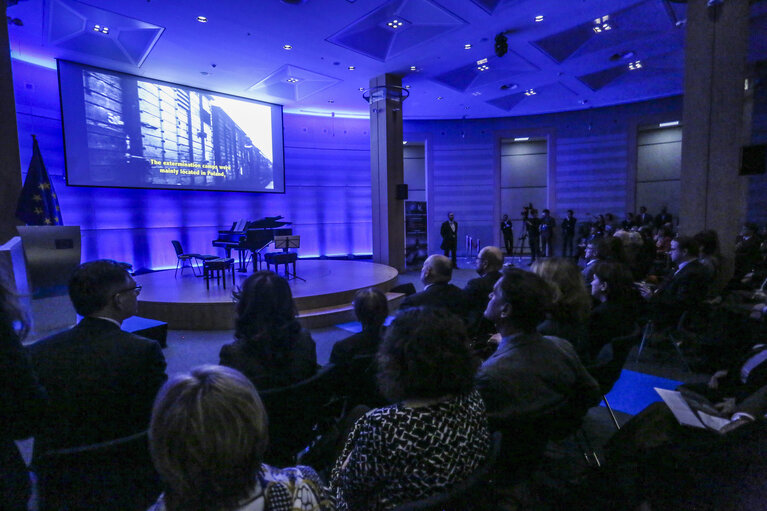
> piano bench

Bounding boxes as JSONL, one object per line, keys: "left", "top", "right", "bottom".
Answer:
{"left": 203, "top": 258, "right": 235, "bottom": 290}
{"left": 264, "top": 252, "right": 298, "bottom": 279}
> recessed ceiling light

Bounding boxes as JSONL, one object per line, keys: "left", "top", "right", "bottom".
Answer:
{"left": 471, "top": 91, "right": 482, "bottom": 96}
{"left": 286, "top": 77, "right": 300, "bottom": 83}
{"left": 358, "top": 87, "right": 365, "bottom": 91}
{"left": 348, "top": 66, "right": 355, "bottom": 71}
{"left": 196, "top": 16, "right": 208, "bottom": 23}
{"left": 283, "top": 44, "right": 293, "bottom": 50}
{"left": 524, "top": 89, "right": 536, "bottom": 96}
{"left": 410, "top": 65, "right": 418, "bottom": 71}
{"left": 477, "top": 64, "right": 489, "bottom": 71}
{"left": 464, "top": 43, "right": 472, "bottom": 50}
{"left": 437, "top": 96, "right": 444, "bottom": 100}
{"left": 593, "top": 15, "right": 612, "bottom": 33}
{"left": 535, "top": 15, "right": 544, "bottom": 22}
{"left": 628, "top": 60, "right": 642, "bottom": 70}
{"left": 387, "top": 19, "right": 404, "bottom": 29}
{"left": 93, "top": 24, "right": 109, "bottom": 34}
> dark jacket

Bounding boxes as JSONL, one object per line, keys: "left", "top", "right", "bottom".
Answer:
{"left": 220, "top": 327, "right": 317, "bottom": 390}
{"left": 440, "top": 221, "right": 458, "bottom": 250}
{"left": 27, "top": 317, "right": 167, "bottom": 464}
{"left": 399, "top": 282, "right": 467, "bottom": 322}
{"left": 1, "top": 310, "right": 47, "bottom": 510}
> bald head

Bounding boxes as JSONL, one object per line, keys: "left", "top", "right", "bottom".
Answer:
{"left": 476, "top": 246, "right": 504, "bottom": 275}
{"left": 421, "top": 254, "right": 453, "bottom": 285}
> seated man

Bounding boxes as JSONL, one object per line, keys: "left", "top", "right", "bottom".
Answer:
{"left": 463, "top": 246, "right": 504, "bottom": 352}
{"left": 475, "top": 267, "right": 601, "bottom": 468}
{"left": 399, "top": 254, "right": 466, "bottom": 321}
{"left": 647, "top": 236, "right": 709, "bottom": 329}
{"left": 27, "top": 260, "right": 168, "bottom": 510}
{"left": 329, "top": 288, "right": 388, "bottom": 407}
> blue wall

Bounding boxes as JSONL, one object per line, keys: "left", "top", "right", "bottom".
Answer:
{"left": 13, "top": 60, "right": 373, "bottom": 270}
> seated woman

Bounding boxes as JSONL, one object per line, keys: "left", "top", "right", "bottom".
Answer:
{"left": 220, "top": 271, "right": 316, "bottom": 390}
{"left": 585, "top": 261, "right": 642, "bottom": 364}
{"left": 148, "top": 365, "right": 334, "bottom": 511}
{"left": 532, "top": 258, "right": 592, "bottom": 353}
{"left": 330, "top": 307, "right": 490, "bottom": 511}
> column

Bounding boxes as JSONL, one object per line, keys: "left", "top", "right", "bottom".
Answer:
{"left": 0, "top": 0, "right": 22, "bottom": 244}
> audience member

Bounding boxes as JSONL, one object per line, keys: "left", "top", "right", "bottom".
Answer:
{"left": 220, "top": 271, "right": 317, "bottom": 390}
{"left": 463, "top": 246, "right": 503, "bottom": 346}
{"left": 539, "top": 209, "right": 556, "bottom": 257}
{"left": 621, "top": 212, "right": 635, "bottom": 230}
{"left": 647, "top": 236, "right": 709, "bottom": 329}
{"left": 398, "top": 254, "right": 466, "bottom": 320}
{"left": 533, "top": 258, "right": 592, "bottom": 352}
{"left": 581, "top": 239, "right": 601, "bottom": 283}
{"left": 584, "top": 261, "right": 642, "bottom": 364}
{"left": 148, "top": 365, "right": 334, "bottom": 511}
{"left": 330, "top": 288, "right": 387, "bottom": 366}
{"left": 654, "top": 206, "right": 672, "bottom": 229}
{"left": 694, "top": 229, "right": 721, "bottom": 285}
{"left": 655, "top": 225, "right": 674, "bottom": 256}
{"left": 330, "top": 307, "right": 490, "bottom": 510}
{"left": 1, "top": 280, "right": 46, "bottom": 511}
{"left": 561, "top": 209, "right": 577, "bottom": 258}
{"left": 475, "top": 267, "right": 600, "bottom": 424}
{"left": 734, "top": 222, "right": 762, "bottom": 280}
{"left": 27, "top": 259, "right": 168, "bottom": 510}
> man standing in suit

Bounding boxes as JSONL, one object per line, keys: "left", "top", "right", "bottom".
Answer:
{"left": 500, "top": 214, "right": 514, "bottom": 256}
{"left": 463, "top": 246, "right": 504, "bottom": 345}
{"left": 399, "top": 254, "right": 466, "bottom": 321}
{"left": 637, "top": 206, "right": 653, "bottom": 227}
{"left": 561, "top": 210, "right": 577, "bottom": 258}
{"left": 525, "top": 209, "right": 541, "bottom": 264}
{"left": 440, "top": 212, "right": 459, "bottom": 268}
{"left": 27, "top": 260, "right": 167, "bottom": 510}
{"left": 649, "top": 236, "right": 709, "bottom": 328}
{"left": 539, "top": 209, "right": 556, "bottom": 258}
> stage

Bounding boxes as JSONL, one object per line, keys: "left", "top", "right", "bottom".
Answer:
{"left": 135, "top": 259, "right": 401, "bottom": 330}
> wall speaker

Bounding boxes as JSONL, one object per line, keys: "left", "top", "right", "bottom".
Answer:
{"left": 396, "top": 184, "right": 409, "bottom": 200}
{"left": 740, "top": 144, "right": 766, "bottom": 175}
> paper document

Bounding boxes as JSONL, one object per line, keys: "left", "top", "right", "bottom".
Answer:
{"left": 655, "top": 388, "right": 705, "bottom": 428}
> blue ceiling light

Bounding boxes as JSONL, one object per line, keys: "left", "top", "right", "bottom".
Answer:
{"left": 524, "top": 89, "right": 536, "bottom": 96}
{"left": 593, "top": 15, "right": 612, "bottom": 33}
{"left": 628, "top": 60, "right": 642, "bottom": 70}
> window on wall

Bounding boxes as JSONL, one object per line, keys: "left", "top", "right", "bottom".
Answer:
{"left": 636, "top": 125, "right": 682, "bottom": 219}
{"left": 500, "top": 138, "right": 548, "bottom": 245}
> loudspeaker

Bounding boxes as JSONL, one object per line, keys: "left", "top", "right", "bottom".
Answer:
{"left": 396, "top": 184, "right": 409, "bottom": 200}
{"left": 740, "top": 144, "right": 766, "bottom": 175}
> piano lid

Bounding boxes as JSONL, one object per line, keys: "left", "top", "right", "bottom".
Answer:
{"left": 247, "top": 216, "right": 292, "bottom": 229}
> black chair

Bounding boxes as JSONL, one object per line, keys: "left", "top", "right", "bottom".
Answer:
{"left": 34, "top": 430, "right": 160, "bottom": 511}
{"left": 334, "top": 353, "right": 387, "bottom": 411}
{"left": 391, "top": 431, "right": 503, "bottom": 511}
{"left": 258, "top": 364, "right": 339, "bottom": 466}
{"left": 587, "top": 324, "right": 642, "bottom": 430}
{"left": 171, "top": 240, "right": 217, "bottom": 277}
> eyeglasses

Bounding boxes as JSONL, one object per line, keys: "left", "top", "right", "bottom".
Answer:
{"left": 115, "top": 284, "right": 142, "bottom": 297}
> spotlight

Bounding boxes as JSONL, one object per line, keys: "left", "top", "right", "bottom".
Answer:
{"left": 494, "top": 33, "right": 508, "bottom": 57}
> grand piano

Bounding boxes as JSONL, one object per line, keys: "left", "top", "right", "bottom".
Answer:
{"left": 213, "top": 216, "right": 293, "bottom": 272}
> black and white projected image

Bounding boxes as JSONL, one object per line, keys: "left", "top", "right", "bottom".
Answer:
{"left": 81, "top": 70, "right": 275, "bottom": 190}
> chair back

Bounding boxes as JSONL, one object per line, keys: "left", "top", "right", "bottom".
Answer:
{"left": 338, "top": 353, "right": 386, "bottom": 409}
{"left": 587, "top": 324, "right": 641, "bottom": 395}
{"left": 171, "top": 240, "right": 184, "bottom": 257}
{"left": 392, "top": 431, "right": 503, "bottom": 511}
{"left": 35, "top": 430, "right": 160, "bottom": 511}
{"left": 258, "top": 364, "right": 339, "bottom": 466}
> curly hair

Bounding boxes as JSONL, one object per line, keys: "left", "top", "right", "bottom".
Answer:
{"left": 233, "top": 271, "right": 302, "bottom": 368}
{"left": 532, "top": 258, "right": 591, "bottom": 324}
{"left": 149, "top": 365, "right": 269, "bottom": 511}
{"left": 377, "top": 307, "right": 476, "bottom": 403}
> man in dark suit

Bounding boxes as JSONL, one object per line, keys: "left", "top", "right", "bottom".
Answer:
{"left": 561, "top": 209, "right": 577, "bottom": 258}
{"left": 399, "top": 254, "right": 466, "bottom": 321}
{"left": 27, "top": 260, "right": 167, "bottom": 510}
{"left": 440, "top": 211, "right": 459, "bottom": 268}
{"left": 463, "top": 246, "right": 503, "bottom": 345}
{"left": 525, "top": 209, "right": 541, "bottom": 264}
{"left": 649, "top": 236, "right": 709, "bottom": 329}
{"left": 637, "top": 205, "right": 653, "bottom": 227}
{"left": 500, "top": 214, "right": 514, "bottom": 256}
{"left": 539, "top": 209, "right": 556, "bottom": 257}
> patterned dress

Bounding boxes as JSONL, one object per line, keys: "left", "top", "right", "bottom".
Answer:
{"left": 330, "top": 390, "right": 490, "bottom": 511}
{"left": 148, "top": 464, "right": 335, "bottom": 511}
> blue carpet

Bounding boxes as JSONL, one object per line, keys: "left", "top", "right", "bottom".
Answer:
{"left": 604, "top": 369, "right": 681, "bottom": 416}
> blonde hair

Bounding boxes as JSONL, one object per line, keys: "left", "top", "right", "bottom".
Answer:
{"left": 149, "top": 365, "right": 269, "bottom": 511}
{"left": 532, "top": 258, "right": 592, "bottom": 324}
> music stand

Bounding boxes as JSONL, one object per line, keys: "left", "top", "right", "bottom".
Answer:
{"left": 270, "top": 235, "right": 304, "bottom": 281}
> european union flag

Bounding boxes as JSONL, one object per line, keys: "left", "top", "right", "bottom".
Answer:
{"left": 16, "top": 135, "right": 63, "bottom": 226}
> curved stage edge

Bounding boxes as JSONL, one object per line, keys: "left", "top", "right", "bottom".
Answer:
{"left": 135, "top": 260, "right": 400, "bottom": 330}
